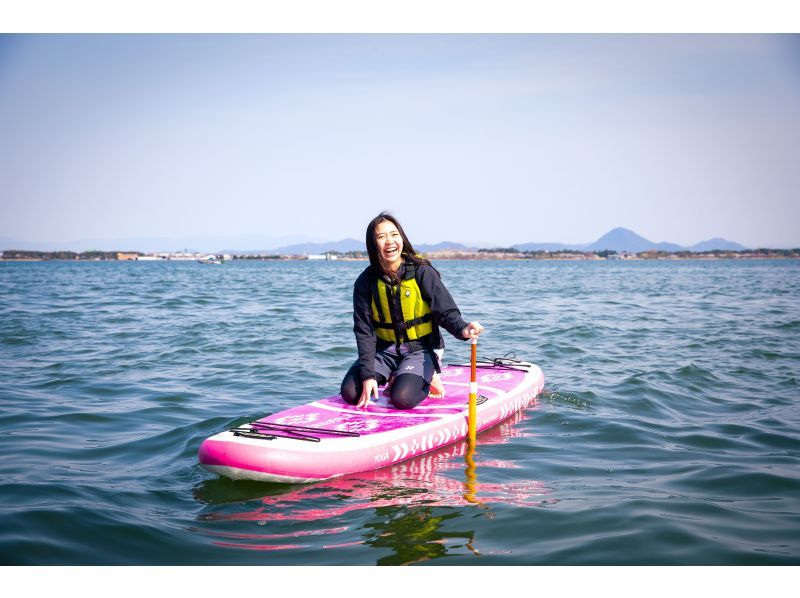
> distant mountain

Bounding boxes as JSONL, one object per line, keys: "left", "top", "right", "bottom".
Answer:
{"left": 0, "top": 234, "right": 318, "bottom": 253}
{"left": 264, "top": 238, "right": 365, "bottom": 255}
{"left": 417, "top": 241, "right": 472, "bottom": 252}
{"left": 687, "top": 237, "right": 747, "bottom": 252}
{"left": 0, "top": 236, "right": 126, "bottom": 252}
{"left": 251, "top": 239, "right": 471, "bottom": 255}
{"left": 513, "top": 241, "right": 582, "bottom": 252}
{"left": 512, "top": 228, "right": 749, "bottom": 253}
{"left": 583, "top": 228, "right": 684, "bottom": 253}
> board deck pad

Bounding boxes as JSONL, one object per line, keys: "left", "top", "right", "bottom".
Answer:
{"left": 199, "top": 360, "right": 544, "bottom": 483}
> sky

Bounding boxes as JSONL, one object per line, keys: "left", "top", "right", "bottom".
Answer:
{"left": 1, "top": 33, "right": 799, "bottom": 250}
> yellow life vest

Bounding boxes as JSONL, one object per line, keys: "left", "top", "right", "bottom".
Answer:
{"left": 371, "top": 263, "right": 433, "bottom": 345}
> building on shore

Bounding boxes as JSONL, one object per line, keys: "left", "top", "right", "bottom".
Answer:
{"left": 135, "top": 255, "right": 167, "bottom": 261}
{"left": 307, "top": 253, "right": 339, "bottom": 261}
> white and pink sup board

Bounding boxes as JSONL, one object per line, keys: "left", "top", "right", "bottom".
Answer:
{"left": 198, "top": 360, "right": 544, "bottom": 483}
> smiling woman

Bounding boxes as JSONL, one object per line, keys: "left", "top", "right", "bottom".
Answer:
{"left": 375, "top": 220, "right": 404, "bottom": 272}
{"left": 340, "top": 211, "right": 484, "bottom": 411}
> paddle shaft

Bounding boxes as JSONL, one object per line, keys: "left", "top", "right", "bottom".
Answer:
{"left": 468, "top": 335, "right": 478, "bottom": 443}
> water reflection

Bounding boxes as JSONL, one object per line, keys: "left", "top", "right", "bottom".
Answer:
{"left": 463, "top": 441, "right": 482, "bottom": 507}
{"left": 362, "top": 506, "right": 475, "bottom": 565}
{"left": 194, "top": 409, "right": 549, "bottom": 562}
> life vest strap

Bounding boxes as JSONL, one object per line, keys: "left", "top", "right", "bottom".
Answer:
{"left": 373, "top": 312, "right": 432, "bottom": 331}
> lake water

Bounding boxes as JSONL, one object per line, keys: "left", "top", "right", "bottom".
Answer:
{"left": 1, "top": 258, "right": 798, "bottom": 565}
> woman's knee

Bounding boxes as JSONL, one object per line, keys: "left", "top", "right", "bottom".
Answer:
{"left": 389, "top": 374, "right": 429, "bottom": 410}
{"left": 340, "top": 371, "right": 360, "bottom": 405}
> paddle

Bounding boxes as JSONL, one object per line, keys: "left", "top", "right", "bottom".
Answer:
{"left": 464, "top": 330, "right": 482, "bottom": 506}
{"left": 468, "top": 331, "right": 478, "bottom": 443}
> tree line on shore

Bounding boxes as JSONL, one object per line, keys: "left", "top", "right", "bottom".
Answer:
{"left": 1, "top": 250, "right": 125, "bottom": 260}
{"left": 474, "top": 247, "right": 800, "bottom": 258}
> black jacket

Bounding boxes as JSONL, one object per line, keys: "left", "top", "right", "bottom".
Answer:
{"left": 352, "top": 261, "right": 469, "bottom": 381}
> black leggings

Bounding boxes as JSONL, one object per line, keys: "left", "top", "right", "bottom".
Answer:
{"left": 340, "top": 364, "right": 431, "bottom": 410}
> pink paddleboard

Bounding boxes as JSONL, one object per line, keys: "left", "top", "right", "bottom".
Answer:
{"left": 198, "top": 359, "right": 544, "bottom": 483}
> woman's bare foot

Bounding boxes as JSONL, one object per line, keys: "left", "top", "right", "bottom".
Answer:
{"left": 428, "top": 372, "right": 446, "bottom": 399}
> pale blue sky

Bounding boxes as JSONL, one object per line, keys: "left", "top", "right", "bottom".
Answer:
{"left": 1, "top": 34, "right": 799, "bottom": 249}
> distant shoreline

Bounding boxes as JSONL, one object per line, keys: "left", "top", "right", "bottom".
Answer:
{"left": 2, "top": 248, "right": 799, "bottom": 262}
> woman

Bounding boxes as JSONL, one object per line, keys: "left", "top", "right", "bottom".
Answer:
{"left": 341, "top": 212, "right": 484, "bottom": 410}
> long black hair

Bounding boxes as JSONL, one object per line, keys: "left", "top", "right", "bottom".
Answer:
{"left": 365, "top": 212, "right": 433, "bottom": 280}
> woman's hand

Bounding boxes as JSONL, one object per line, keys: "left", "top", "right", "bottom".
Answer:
{"left": 357, "top": 378, "right": 379, "bottom": 410}
{"left": 462, "top": 321, "right": 485, "bottom": 339}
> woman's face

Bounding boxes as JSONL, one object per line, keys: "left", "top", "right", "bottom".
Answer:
{"left": 374, "top": 220, "right": 404, "bottom": 272}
